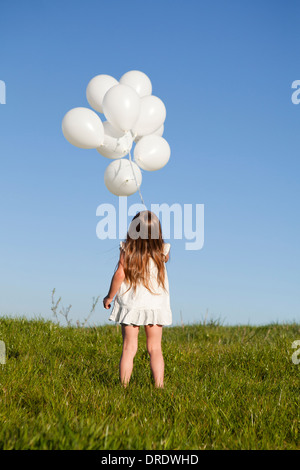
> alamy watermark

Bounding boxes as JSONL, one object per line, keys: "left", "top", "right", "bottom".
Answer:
{"left": 96, "top": 198, "right": 204, "bottom": 250}
{"left": 0, "top": 80, "right": 6, "bottom": 104}
{"left": 291, "top": 80, "right": 300, "bottom": 104}
{"left": 291, "top": 340, "right": 300, "bottom": 365}
{"left": 0, "top": 341, "right": 6, "bottom": 364}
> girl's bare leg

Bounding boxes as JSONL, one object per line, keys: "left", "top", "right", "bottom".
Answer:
{"left": 145, "top": 325, "right": 164, "bottom": 388}
{"left": 119, "top": 324, "right": 139, "bottom": 387}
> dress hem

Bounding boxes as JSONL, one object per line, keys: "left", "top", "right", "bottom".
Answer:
{"left": 109, "top": 303, "right": 172, "bottom": 326}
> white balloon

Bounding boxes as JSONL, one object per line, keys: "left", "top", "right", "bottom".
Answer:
{"left": 119, "top": 70, "right": 152, "bottom": 97}
{"left": 134, "top": 135, "right": 170, "bottom": 171}
{"left": 97, "top": 121, "right": 133, "bottom": 159}
{"left": 153, "top": 124, "right": 164, "bottom": 137}
{"left": 132, "top": 95, "right": 166, "bottom": 138}
{"left": 102, "top": 84, "right": 141, "bottom": 133}
{"left": 86, "top": 74, "right": 118, "bottom": 113}
{"left": 104, "top": 158, "right": 142, "bottom": 196}
{"left": 134, "top": 123, "right": 164, "bottom": 143}
{"left": 62, "top": 107, "right": 104, "bottom": 149}
{"left": 102, "top": 121, "right": 124, "bottom": 139}
{"left": 153, "top": 123, "right": 164, "bottom": 137}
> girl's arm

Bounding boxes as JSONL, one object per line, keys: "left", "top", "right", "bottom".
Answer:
{"left": 103, "top": 250, "right": 125, "bottom": 309}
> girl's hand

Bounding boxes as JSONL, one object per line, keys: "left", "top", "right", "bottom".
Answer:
{"left": 103, "top": 296, "right": 113, "bottom": 309}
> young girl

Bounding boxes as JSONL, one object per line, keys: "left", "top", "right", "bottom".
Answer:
{"left": 103, "top": 210, "right": 172, "bottom": 388}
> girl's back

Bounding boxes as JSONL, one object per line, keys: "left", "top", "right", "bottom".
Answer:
{"left": 103, "top": 210, "right": 172, "bottom": 387}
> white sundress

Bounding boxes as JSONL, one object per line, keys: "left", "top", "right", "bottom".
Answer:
{"left": 109, "top": 242, "right": 172, "bottom": 326}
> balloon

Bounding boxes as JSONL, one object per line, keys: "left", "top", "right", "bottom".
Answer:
{"left": 62, "top": 70, "right": 169, "bottom": 200}
{"left": 132, "top": 95, "right": 166, "bottom": 138}
{"left": 104, "top": 158, "right": 142, "bottom": 196}
{"left": 97, "top": 121, "right": 133, "bottom": 159}
{"left": 102, "top": 84, "right": 141, "bottom": 133}
{"left": 119, "top": 70, "right": 152, "bottom": 98}
{"left": 134, "top": 123, "right": 164, "bottom": 143}
{"left": 86, "top": 74, "right": 118, "bottom": 113}
{"left": 134, "top": 135, "right": 170, "bottom": 171}
{"left": 62, "top": 107, "right": 104, "bottom": 149}
{"left": 153, "top": 124, "right": 164, "bottom": 137}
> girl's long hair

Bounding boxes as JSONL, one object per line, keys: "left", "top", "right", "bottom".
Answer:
{"left": 121, "top": 211, "right": 167, "bottom": 294}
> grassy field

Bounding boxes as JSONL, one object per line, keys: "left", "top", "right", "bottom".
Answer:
{"left": 0, "top": 317, "right": 299, "bottom": 450}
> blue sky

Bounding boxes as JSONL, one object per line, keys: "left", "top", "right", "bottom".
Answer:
{"left": 0, "top": 0, "right": 299, "bottom": 326}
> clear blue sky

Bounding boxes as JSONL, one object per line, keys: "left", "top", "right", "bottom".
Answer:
{"left": 1, "top": 0, "right": 299, "bottom": 326}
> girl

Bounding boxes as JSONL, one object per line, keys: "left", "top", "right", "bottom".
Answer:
{"left": 103, "top": 210, "right": 172, "bottom": 388}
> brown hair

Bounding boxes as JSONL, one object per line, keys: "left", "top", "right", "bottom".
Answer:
{"left": 121, "top": 210, "right": 167, "bottom": 294}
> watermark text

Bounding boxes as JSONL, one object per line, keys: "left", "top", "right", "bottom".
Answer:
{"left": 291, "top": 80, "right": 300, "bottom": 104}
{"left": 96, "top": 198, "right": 204, "bottom": 251}
{"left": 291, "top": 340, "right": 300, "bottom": 365}
{"left": 0, "top": 80, "right": 6, "bottom": 104}
{"left": 0, "top": 341, "right": 6, "bottom": 364}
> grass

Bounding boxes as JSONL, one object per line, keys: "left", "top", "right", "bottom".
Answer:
{"left": 0, "top": 316, "right": 299, "bottom": 449}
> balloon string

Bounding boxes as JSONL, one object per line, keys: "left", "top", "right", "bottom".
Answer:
{"left": 128, "top": 149, "right": 146, "bottom": 207}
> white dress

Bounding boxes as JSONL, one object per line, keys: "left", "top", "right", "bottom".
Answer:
{"left": 109, "top": 242, "right": 172, "bottom": 326}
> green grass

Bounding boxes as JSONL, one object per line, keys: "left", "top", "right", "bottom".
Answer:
{"left": 0, "top": 317, "right": 299, "bottom": 449}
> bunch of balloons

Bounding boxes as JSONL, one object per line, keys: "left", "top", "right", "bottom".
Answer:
{"left": 62, "top": 70, "right": 170, "bottom": 199}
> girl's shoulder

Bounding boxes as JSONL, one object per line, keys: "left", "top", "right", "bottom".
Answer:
{"left": 163, "top": 242, "right": 171, "bottom": 255}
